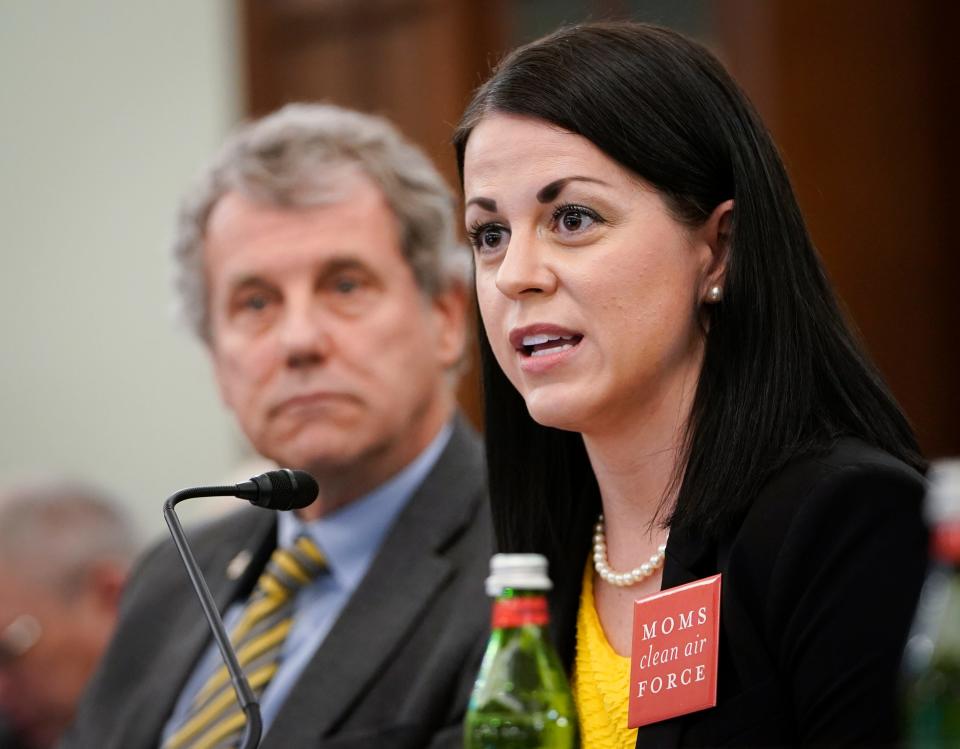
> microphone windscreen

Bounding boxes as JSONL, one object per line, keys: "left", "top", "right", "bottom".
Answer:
{"left": 251, "top": 469, "right": 319, "bottom": 511}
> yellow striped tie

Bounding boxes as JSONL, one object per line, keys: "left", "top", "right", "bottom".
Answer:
{"left": 163, "top": 535, "right": 327, "bottom": 749}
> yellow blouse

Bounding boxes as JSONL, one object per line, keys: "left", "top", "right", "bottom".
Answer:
{"left": 572, "top": 563, "right": 638, "bottom": 749}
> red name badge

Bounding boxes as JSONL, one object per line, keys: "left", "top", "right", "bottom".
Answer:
{"left": 628, "top": 574, "right": 721, "bottom": 728}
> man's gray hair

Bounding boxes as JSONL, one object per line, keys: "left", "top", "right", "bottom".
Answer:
{"left": 172, "top": 103, "right": 470, "bottom": 342}
{"left": 0, "top": 481, "right": 139, "bottom": 593}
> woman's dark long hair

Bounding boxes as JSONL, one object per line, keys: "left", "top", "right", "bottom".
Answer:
{"left": 453, "top": 23, "right": 923, "bottom": 591}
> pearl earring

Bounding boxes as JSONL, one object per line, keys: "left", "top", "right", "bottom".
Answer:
{"left": 706, "top": 285, "right": 723, "bottom": 303}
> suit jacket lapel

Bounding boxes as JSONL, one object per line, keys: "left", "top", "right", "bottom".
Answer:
{"left": 264, "top": 420, "right": 485, "bottom": 746}
{"left": 118, "top": 509, "right": 277, "bottom": 748}
{"left": 265, "top": 539, "right": 453, "bottom": 745}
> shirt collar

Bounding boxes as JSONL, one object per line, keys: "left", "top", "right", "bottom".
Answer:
{"left": 277, "top": 421, "right": 453, "bottom": 590}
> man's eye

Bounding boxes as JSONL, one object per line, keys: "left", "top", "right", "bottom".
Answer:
{"left": 241, "top": 295, "right": 270, "bottom": 311}
{"left": 333, "top": 276, "right": 361, "bottom": 294}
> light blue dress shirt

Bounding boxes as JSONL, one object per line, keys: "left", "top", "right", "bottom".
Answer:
{"left": 161, "top": 422, "right": 453, "bottom": 742}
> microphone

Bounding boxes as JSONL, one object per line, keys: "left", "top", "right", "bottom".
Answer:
{"left": 235, "top": 469, "right": 319, "bottom": 511}
{"left": 162, "top": 469, "right": 319, "bottom": 749}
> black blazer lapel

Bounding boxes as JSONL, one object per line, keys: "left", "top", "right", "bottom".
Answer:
{"left": 115, "top": 510, "right": 276, "bottom": 748}
{"left": 632, "top": 528, "right": 716, "bottom": 749}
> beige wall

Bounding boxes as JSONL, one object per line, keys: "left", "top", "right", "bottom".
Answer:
{"left": 0, "top": 1, "right": 250, "bottom": 537}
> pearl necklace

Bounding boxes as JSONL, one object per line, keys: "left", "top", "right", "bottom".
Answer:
{"left": 593, "top": 514, "right": 667, "bottom": 587}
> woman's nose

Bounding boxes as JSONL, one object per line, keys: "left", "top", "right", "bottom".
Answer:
{"left": 494, "top": 230, "right": 557, "bottom": 299}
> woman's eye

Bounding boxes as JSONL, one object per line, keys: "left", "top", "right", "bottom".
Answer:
{"left": 553, "top": 205, "right": 600, "bottom": 235}
{"left": 469, "top": 223, "right": 510, "bottom": 253}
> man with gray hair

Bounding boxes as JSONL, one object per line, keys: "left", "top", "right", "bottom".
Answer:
{"left": 65, "top": 104, "right": 490, "bottom": 749}
{"left": 0, "top": 481, "right": 137, "bottom": 749}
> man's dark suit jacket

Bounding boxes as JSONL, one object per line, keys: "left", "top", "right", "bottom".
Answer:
{"left": 63, "top": 421, "right": 491, "bottom": 749}
{"left": 552, "top": 439, "right": 927, "bottom": 748}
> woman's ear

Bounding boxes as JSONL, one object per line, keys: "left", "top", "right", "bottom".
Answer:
{"left": 699, "top": 199, "right": 734, "bottom": 303}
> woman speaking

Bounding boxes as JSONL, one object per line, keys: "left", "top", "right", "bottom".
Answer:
{"left": 455, "top": 22, "right": 926, "bottom": 748}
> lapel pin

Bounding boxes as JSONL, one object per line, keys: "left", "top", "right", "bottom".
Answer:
{"left": 226, "top": 549, "right": 252, "bottom": 580}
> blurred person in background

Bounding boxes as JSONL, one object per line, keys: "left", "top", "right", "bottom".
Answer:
{"left": 0, "top": 481, "right": 137, "bottom": 749}
{"left": 0, "top": 712, "right": 23, "bottom": 749}
{"left": 65, "top": 103, "right": 490, "bottom": 749}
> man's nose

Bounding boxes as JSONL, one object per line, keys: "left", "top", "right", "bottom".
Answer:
{"left": 494, "top": 229, "right": 558, "bottom": 299}
{"left": 278, "top": 298, "right": 331, "bottom": 369}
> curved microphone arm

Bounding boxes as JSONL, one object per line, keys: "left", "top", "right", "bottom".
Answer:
{"left": 163, "top": 487, "right": 263, "bottom": 749}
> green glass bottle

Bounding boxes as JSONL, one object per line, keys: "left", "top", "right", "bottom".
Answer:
{"left": 465, "top": 554, "right": 579, "bottom": 749}
{"left": 903, "top": 460, "right": 960, "bottom": 746}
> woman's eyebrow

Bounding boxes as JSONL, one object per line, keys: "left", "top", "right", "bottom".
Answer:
{"left": 465, "top": 176, "right": 611, "bottom": 211}
{"left": 465, "top": 197, "right": 497, "bottom": 211}
{"left": 536, "top": 176, "right": 609, "bottom": 203}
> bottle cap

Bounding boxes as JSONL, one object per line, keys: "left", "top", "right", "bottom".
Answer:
{"left": 925, "top": 460, "right": 960, "bottom": 525}
{"left": 486, "top": 553, "right": 553, "bottom": 596}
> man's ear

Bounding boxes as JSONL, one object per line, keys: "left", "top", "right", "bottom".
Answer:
{"left": 429, "top": 280, "right": 470, "bottom": 371}
{"left": 83, "top": 561, "right": 128, "bottom": 617}
{"left": 208, "top": 342, "right": 235, "bottom": 410}
{"left": 699, "top": 199, "right": 734, "bottom": 301}
{"left": 207, "top": 327, "right": 244, "bottom": 412}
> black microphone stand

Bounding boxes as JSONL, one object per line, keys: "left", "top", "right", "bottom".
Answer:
{"left": 164, "top": 486, "right": 263, "bottom": 749}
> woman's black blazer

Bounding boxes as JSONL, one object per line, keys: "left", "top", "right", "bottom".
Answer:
{"left": 554, "top": 439, "right": 927, "bottom": 748}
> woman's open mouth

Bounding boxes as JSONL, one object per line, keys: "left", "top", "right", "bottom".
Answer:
{"left": 519, "top": 332, "right": 584, "bottom": 357}
{"left": 509, "top": 325, "right": 584, "bottom": 371}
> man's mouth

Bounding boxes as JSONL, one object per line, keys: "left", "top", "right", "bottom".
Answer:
{"left": 269, "top": 391, "right": 354, "bottom": 418}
